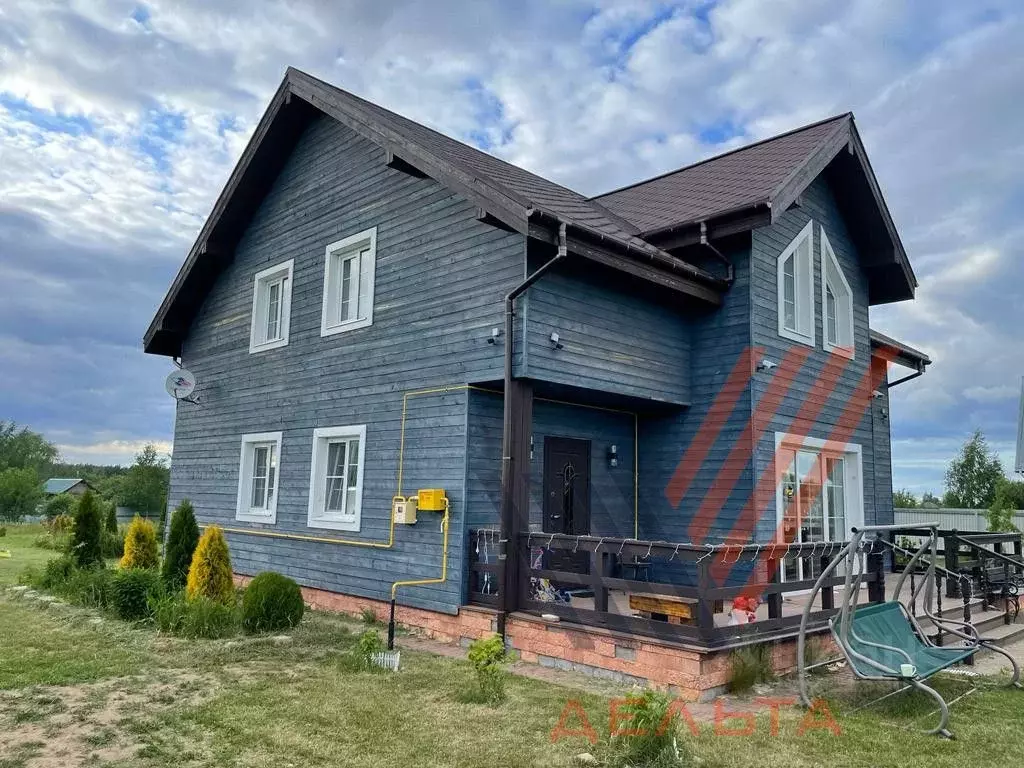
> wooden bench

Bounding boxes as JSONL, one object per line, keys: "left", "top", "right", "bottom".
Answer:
{"left": 629, "top": 593, "right": 724, "bottom": 625}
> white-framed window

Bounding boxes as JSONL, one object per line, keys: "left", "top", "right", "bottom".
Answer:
{"left": 307, "top": 425, "right": 366, "bottom": 531}
{"left": 820, "top": 229, "right": 854, "bottom": 356}
{"left": 776, "top": 220, "right": 815, "bottom": 346}
{"left": 249, "top": 260, "right": 294, "bottom": 353}
{"left": 774, "top": 433, "right": 864, "bottom": 583}
{"left": 321, "top": 228, "right": 377, "bottom": 337}
{"left": 236, "top": 431, "right": 283, "bottom": 523}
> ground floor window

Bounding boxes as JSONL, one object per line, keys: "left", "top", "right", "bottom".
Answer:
{"left": 307, "top": 425, "right": 366, "bottom": 531}
{"left": 774, "top": 435, "right": 863, "bottom": 582}
{"left": 236, "top": 432, "right": 283, "bottom": 523}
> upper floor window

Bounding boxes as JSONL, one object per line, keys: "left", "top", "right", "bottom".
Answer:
{"left": 776, "top": 220, "right": 815, "bottom": 346}
{"left": 321, "top": 227, "right": 377, "bottom": 337}
{"left": 236, "top": 431, "right": 283, "bottom": 523}
{"left": 249, "top": 260, "right": 293, "bottom": 353}
{"left": 307, "top": 425, "right": 366, "bottom": 531}
{"left": 820, "top": 229, "right": 854, "bottom": 356}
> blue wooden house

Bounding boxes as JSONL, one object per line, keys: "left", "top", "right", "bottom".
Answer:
{"left": 146, "top": 68, "right": 929, "bottom": 693}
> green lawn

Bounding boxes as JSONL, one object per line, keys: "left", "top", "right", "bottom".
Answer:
{"left": 4, "top": 529, "right": 1024, "bottom": 766}
{"left": 0, "top": 523, "right": 52, "bottom": 585}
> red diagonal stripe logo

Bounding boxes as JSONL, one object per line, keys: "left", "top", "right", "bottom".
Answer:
{"left": 687, "top": 345, "right": 813, "bottom": 543}
{"left": 665, "top": 347, "right": 762, "bottom": 508}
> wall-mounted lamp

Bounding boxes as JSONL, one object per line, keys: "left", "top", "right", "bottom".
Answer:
{"left": 756, "top": 358, "right": 777, "bottom": 372}
{"left": 529, "top": 434, "right": 534, "bottom": 461}
{"left": 607, "top": 444, "right": 619, "bottom": 468}
{"left": 487, "top": 327, "right": 501, "bottom": 344}
{"left": 550, "top": 332, "right": 563, "bottom": 350}
{"left": 880, "top": 407, "right": 889, "bottom": 420}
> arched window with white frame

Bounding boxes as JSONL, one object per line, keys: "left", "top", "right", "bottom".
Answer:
{"left": 776, "top": 220, "right": 815, "bottom": 346}
{"left": 820, "top": 228, "right": 854, "bottom": 356}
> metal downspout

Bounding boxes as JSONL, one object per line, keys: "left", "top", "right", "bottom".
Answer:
{"left": 497, "top": 222, "right": 568, "bottom": 639}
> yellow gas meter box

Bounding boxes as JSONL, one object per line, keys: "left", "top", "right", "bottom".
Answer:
{"left": 417, "top": 488, "right": 447, "bottom": 512}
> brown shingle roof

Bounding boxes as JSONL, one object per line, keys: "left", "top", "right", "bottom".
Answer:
{"left": 592, "top": 114, "right": 850, "bottom": 234}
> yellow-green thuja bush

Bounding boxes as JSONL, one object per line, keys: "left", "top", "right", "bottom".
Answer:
{"left": 119, "top": 515, "right": 159, "bottom": 570}
{"left": 186, "top": 525, "right": 234, "bottom": 603}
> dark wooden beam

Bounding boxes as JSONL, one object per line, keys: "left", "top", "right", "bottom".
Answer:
{"left": 567, "top": 236, "right": 722, "bottom": 305}
{"left": 385, "top": 151, "right": 428, "bottom": 178}
{"left": 476, "top": 208, "right": 516, "bottom": 232}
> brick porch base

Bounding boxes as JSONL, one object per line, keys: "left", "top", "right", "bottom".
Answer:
{"left": 239, "top": 576, "right": 811, "bottom": 701}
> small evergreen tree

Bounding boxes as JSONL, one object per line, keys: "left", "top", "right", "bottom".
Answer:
{"left": 70, "top": 490, "right": 103, "bottom": 568}
{"left": 104, "top": 502, "right": 118, "bottom": 533}
{"left": 120, "top": 515, "right": 159, "bottom": 569}
{"left": 162, "top": 500, "right": 200, "bottom": 591}
{"left": 186, "top": 525, "right": 234, "bottom": 603}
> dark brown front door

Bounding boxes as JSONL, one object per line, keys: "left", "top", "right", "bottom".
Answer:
{"left": 542, "top": 437, "right": 591, "bottom": 576}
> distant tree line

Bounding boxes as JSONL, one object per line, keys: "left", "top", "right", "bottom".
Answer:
{"left": 0, "top": 420, "right": 169, "bottom": 524}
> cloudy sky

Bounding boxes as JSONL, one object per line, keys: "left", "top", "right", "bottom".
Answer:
{"left": 1, "top": 0, "right": 1021, "bottom": 493}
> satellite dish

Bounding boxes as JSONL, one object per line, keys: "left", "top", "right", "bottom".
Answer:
{"left": 165, "top": 368, "right": 197, "bottom": 401}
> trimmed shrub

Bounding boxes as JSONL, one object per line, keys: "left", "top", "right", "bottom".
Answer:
{"left": 70, "top": 491, "right": 104, "bottom": 568}
{"left": 104, "top": 502, "right": 119, "bottom": 534}
{"left": 186, "top": 526, "right": 234, "bottom": 603}
{"left": 152, "top": 593, "right": 240, "bottom": 639}
{"left": 110, "top": 568, "right": 163, "bottom": 621}
{"left": 120, "top": 516, "right": 159, "bottom": 570}
{"left": 464, "top": 634, "right": 510, "bottom": 705}
{"left": 241, "top": 572, "right": 304, "bottom": 634}
{"left": 162, "top": 500, "right": 200, "bottom": 591}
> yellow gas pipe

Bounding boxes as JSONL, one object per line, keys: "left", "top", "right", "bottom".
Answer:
{"left": 388, "top": 497, "right": 450, "bottom": 648}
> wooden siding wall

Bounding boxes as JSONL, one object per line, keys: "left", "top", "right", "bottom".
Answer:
{"left": 748, "top": 176, "right": 885, "bottom": 536}
{"left": 635, "top": 245, "right": 754, "bottom": 545}
{"left": 871, "top": 360, "right": 894, "bottom": 524}
{"left": 464, "top": 390, "right": 635, "bottom": 537}
{"left": 169, "top": 114, "right": 525, "bottom": 615}
{"left": 521, "top": 259, "right": 691, "bottom": 405}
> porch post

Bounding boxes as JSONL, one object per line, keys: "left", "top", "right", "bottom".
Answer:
{"left": 498, "top": 379, "right": 533, "bottom": 629}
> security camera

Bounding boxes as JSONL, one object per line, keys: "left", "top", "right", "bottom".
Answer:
{"left": 757, "top": 359, "right": 777, "bottom": 372}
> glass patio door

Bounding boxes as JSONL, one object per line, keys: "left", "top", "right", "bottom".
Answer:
{"left": 779, "top": 449, "right": 849, "bottom": 582}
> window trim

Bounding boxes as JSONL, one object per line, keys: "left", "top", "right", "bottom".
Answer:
{"left": 320, "top": 227, "right": 377, "bottom": 337}
{"left": 776, "top": 219, "right": 815, "bottom": 346}
{"left": 249, "top": 260, "right": 294, "bottom": 354}
{"left": 820, "top": 228, "right": 855, "bottom": 358}
{"left": 307, "top": 424, "right": 367, "bottom": 531}
{"left": 236, "top": 431, "right": 283, "bottom": 524}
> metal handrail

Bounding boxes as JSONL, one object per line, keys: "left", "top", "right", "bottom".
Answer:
{"left": 949, "top": 530, "right": 1024, "bottom": 571}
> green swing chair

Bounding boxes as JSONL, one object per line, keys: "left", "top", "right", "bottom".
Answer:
{"left": 797, "top": 523, "right": 1021, "bottom": 738}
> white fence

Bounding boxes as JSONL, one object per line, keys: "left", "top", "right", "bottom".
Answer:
{"left": 893, "top": 507, "right": 1024, "bottom": 532}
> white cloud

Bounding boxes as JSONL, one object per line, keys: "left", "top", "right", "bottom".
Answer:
{"left": 0, "top": 0, "right": 1020, "bottom": 496}
{"left": 57, "top": 438, "right": 173, "bottom": 467}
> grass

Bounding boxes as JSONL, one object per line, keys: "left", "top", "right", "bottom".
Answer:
{"left": 0, "top": 523, "right": 52, "bottom": 585}
{"left": 5, "top": 530, "right": 1024, "bottom": 766}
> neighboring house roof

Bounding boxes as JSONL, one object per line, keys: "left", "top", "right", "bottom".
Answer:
{"left": 869, "top": 329, "right": 931, "bottom": 371}
{"left": 144, "top": 67, "right": 918, "bottom": 357}
{"left": 43, "top": 478, "right": 90, "bottom": 494}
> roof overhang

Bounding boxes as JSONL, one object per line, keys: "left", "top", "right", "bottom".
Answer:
{"left": 870, "top": 329, "right": 931, "bottom": 372}
{"left": 643, "top": 117, "right": 917, "bottom": 308}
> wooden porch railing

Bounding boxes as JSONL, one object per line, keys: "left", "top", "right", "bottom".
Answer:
{"left": 466, "top": 529, "right": 886, "bottom": 649}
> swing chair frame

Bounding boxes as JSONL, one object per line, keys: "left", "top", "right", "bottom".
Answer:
{"left": 797, "top": 523, "right": 1022, "bottom": 738}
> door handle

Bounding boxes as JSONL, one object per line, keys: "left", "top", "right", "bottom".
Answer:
{"left": 551, "top": 515, "right": 561, "bottom": 520}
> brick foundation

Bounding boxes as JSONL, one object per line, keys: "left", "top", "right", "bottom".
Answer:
{"left": 243, "top": 576, "right": 815, "bottom": 701}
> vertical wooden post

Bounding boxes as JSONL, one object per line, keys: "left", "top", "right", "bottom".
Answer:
{"left": 944, "top": 534, "right": 960, "bottom": 599}
{"left": 962, "top": 576, "right": 974, "bottom": 664}
{"left": 591, "top": 550, "right": 609, "bottom": 613}
{"left": 820, "top": 553, "right": 835, "bottom": 611}
{"left": 697, "top": 558, "right": 715, "bottom": 639}
{"left": 767, "top": 556, "right": 782, "bottom": 619}
{"left": 867, "top": 537, "right": 885, "bottom": 604}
